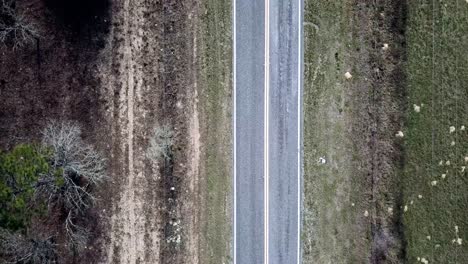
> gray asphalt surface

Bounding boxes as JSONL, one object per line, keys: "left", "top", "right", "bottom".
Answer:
{"left": 234, "top": 0, "right": 265, "bottom": 263}
{"left": 235, "top": 0, "right": 302, "bottom": 263}
{"left": 268, "top": 0, "right": 301, "bottom": 263}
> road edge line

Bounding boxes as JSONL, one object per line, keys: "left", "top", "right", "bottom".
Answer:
{"left": 264, "top": 0, "right": 270, "bottom": 263}
{"left": 232, "top": 0, "right": 237, "bottom": 262}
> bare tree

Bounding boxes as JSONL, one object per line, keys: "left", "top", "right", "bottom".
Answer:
{"left": 0, "top": 0, "right": 39, "bottom": 49}
{"left": 0, "top": 229, "right": 57, "bottom": 264}
{"left": 37, "top": 120, "right": 106, "bottom": 248}
{"left": 147, "top": 124, "right": 174, "bottom": 161}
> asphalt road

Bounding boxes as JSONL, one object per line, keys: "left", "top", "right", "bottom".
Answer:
{"left": 234, "top": 0, "right": 302, "bottom": 263}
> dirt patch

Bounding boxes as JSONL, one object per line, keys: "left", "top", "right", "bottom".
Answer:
{"left": 100, "top": 0, "right": 201, "bottom": 263}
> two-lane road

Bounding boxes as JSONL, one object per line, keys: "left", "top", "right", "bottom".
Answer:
{"left": 234, "top": 0, "right": 303, "bottom": 263}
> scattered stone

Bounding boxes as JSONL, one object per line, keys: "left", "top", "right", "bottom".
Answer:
{"left": 364, "top": 210, "right": 369, "bottom": 217}
{"left": 431, "top": 180, "right": 437, "bottom": 186}
{"left": 450, "top": 126, "right": 456, "bottom": 133}
{"left": 404, "top": 205, "right": 408, "bottom": 212}
{"left": 441, "top": 173, "right": 446, "bottom": 179}
{"left": 382, "top": 43, "right": 389, "bottom": 51}
{"left": 344, "top": 71, "right": 352, "bottom": 79}
{"left": 418, "top": 194, "right": 423, "bottom": 199}
{"left": 413, "top": 104, "right": 421, "bottom": 112}
{"left": 395, "top": 131, "right": 404, "bottom": 138}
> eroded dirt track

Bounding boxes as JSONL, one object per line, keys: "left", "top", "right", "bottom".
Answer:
{"left": 99, "top": 0, "right": 199, "bottom": 263}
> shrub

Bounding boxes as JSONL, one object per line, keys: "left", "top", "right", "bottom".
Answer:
{"left": 147, "top": 124, "right": 174, "bottom": 161}
{"left": 0, "top": 229, "right": 57, "bottom": 264}
{"left": 38, "top": 120, "right": 106, "bottom": 247}
{"left": 0, "top": 0, "right": 39, "bottom": 49}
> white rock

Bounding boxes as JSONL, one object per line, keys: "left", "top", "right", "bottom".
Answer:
{"left": 395, "top": 131, "right": 404, "bottom": 138}
{"left": 364, "top": 210, "right": 369, "bottom": 217}
{"left": 403, "top": 205, "right": 408, "bottom": 212}
{"left": 413, "top": 104, "right": 421, "bottom": 112}
{"left": 431, "top": 181, "right": 437, "bottom": 186}
{"left": 382, "top": 43, "right": 389, "bottom": 50}
{"left": 461, "top": 125, "right": 465, "bottom": 131}
{"left": 418, "top": 194, "right": 423, "bottom": 199}
{"left": 344, "top": 71, "right": 352, "bottom": 79}
{"left": 441, "top": 174, "right": 446, "bottom": 179}
{"left": 450, "top": 126, "right": 456, "bottom": 133}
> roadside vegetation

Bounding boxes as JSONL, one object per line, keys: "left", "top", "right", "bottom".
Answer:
{"left": 303, "top": 0, "right": 467, "bottom": 263}
{"left": 302, "top": 1, "right": 367, "bottom": 262}
{"left": 303, "top": 0, "right": 407, "bottom": 263}
{"left": 198, "top": 0, "right": 232, "bottom": 262}
{"left": 401, "top": 1, "right": 468, "bottom": 262}
{"left": 0, "top": 121, "right": 105, "bottom": 263}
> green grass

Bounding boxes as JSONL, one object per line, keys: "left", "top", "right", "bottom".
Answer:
{"left": 198, "top": 0, "right": 232, "bottom": 263}
{"left": 302, "top": 1, "right": 372, "bottom": 263}
{"left": 402, "top": 0, "right": 468, "bottom": 262}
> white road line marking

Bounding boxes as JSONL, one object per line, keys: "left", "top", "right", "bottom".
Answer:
{"left": 232, "top": 0, "right": 237, "bottom": 263}
{"left": 297, "top": 0, "right": 302, "bottom": 263}
{"left": 264, "top": 0, "right": 270, "bottom": 262}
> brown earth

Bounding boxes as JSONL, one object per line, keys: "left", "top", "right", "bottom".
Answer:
{"left": 0, "top": 0, "right": 209, "bottom": 263}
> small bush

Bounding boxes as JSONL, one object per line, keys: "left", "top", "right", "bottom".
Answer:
{"left": 147, "top": 125, "right": 174, "bottom": 161}
{"left": 0, "top": 229, "right": 57, "bottom": 264}
{"left": 0, "top": 0, "right": 39, "bottom": 49}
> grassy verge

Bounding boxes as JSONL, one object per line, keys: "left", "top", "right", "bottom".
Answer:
{"left": 402, "top": 1, "right": 468, "bottom": 262}
{"left": 197, "top": 0, "right": 232, "bottom": 263}
{"left": 303, "top": 1, "right": 408, "bottom": 263}
{"left": 302, "top": 1, "right": 369, "bottom": 263}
